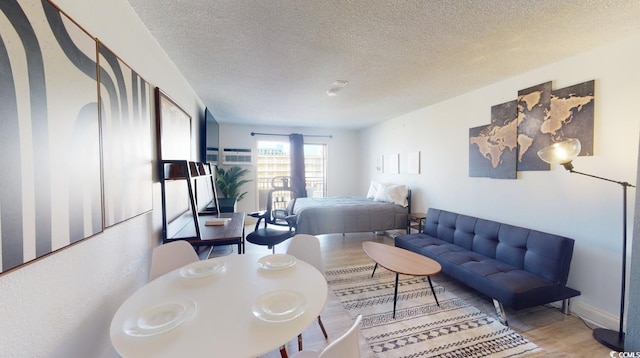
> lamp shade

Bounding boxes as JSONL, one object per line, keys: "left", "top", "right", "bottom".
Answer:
{"left": 537, "top": 138, "right": 581, "bottom": 165}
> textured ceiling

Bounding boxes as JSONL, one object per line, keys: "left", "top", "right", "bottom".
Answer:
{"left": 126, "top": 0, "right": 640, "bottom": 129}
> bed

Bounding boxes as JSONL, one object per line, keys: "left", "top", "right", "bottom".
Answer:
{"left": 291, "top": 183, "right": 411, "bottom": 235}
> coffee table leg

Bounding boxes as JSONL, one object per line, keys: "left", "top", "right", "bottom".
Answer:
{"left": 393, "top": 273, "right": 399, "bottom": 318}
{"left": 427, "top": 276, "right": 440, "bottom": 306}
{"left": 371, "top": 263, "right": 378, "bottom": 277}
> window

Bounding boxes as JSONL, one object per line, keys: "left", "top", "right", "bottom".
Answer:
{"left": 303, "top": 143, "right": 326, "bottom": 198}
{"left": 256, "top": 141, "right": 327, "bottom": 209}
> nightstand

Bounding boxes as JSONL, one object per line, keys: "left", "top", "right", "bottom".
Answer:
{"left": 407, "top": 212, "right": 426, "bottom": 234}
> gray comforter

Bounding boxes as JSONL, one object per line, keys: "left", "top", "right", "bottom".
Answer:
{"left": 292, "top": 196, "right": 408, "bottom": 235}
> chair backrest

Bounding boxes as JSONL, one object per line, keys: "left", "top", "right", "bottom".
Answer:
{"left": 264, "top": 187, "right": 297, "bottom": 226}
{"left": 286, "top": 234, "right": 323, "bottom": 274}
{"left": 319, "top": 314, "right": 363, "bottom": 358}
{"left": 270, "top": 175, "right": 291, "bottom": 189}
{"left": 149, "top": 240, "right": 199, "bottom": 281}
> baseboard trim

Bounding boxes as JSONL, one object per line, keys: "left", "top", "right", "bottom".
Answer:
{"left": 557, "top": 300, "right": 622, "bottom": 331}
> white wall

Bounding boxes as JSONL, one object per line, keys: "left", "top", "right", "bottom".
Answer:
{"left": 0, "top": 1, "right": 205, "bottom": 357}
{"left": 360, "top": 34, "right": 640, "bottom": 330}
{"left": 218, "top": 123, "right": 362, "bottom": 214}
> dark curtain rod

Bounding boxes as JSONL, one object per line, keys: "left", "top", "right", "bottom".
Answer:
{"left": 250, "top": 132, "right": 333, "bottom": 139}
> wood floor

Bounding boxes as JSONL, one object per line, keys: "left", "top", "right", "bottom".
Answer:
{"left": 238, "top": 231, "right": 611, "bottom": 357}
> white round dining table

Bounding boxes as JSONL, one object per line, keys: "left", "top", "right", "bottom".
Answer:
{"left": 110, "top": 253, "right": 328, "bottom": 358}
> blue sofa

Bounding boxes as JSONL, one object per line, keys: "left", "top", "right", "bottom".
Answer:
{"left": 395, "top": 208, "right": 580, "bottom": 323}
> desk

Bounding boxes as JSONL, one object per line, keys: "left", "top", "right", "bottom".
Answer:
{"left": 110, "top": 253, "right": 327, "bottom": 357}
{"left": 165, "top": 212, "right": 245, "bottom": 254}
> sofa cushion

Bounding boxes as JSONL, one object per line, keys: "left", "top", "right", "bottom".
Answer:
{"left": 472, "top": 218, "right": 501, "bottom": 258}
{"left": 523, "top": 230, "right": 574, "bottom": 284}
{"left": 452, "top": 256, "right": 560, "bottom": 307}
{"left": 452, "top": 214, "right": 476, "bottom": 250}
{"left": 434, "top": 210, "right": 457, "bottom": 243}
{"left": 494, "top": 224, "right": 527, "bottom": 269}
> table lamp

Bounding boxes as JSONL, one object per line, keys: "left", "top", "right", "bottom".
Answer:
{"left": 537, "top": 138, "right": 634, "bottom": 351}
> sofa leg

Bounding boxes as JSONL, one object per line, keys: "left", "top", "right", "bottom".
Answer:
{"left": 493, "top": 299, "right": 508, "bottom": 326}
{"left": 561, "top": 298, "right": 571, "bottom": 314}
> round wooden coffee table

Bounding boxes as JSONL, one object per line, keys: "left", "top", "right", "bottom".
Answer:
{"left": 362, "top": 241, "right": 442, "bottom": 318}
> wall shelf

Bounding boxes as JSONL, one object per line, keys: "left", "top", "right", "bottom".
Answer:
{"left": 160, "top": 160, "right": 220, "bottom": 242}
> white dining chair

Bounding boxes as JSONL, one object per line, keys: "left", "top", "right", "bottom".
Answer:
{"left": 285, "top": 234, "right": 328, "bottom": 351}
{"left": 289, "top": 315, "right": 363, "bottom": 358}
{"left": 149, "top": 240, "right": 199, "bottom": 281}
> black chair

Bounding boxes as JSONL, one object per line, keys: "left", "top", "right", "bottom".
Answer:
{"left": 246, "top": 186, "right": 297, "bottom": 253}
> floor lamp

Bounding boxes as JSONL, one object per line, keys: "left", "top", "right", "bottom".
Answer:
{"left": 538, "top": 138, "right": 634, "bottom": 351}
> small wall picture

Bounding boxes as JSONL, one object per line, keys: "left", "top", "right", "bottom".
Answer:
{"left": 408, "top": 151, "right": 420, "bottom": 174}
{"left": 385, "top": 153, "right": 399, "bottom": 174}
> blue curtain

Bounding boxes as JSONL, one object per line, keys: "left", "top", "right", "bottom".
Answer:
{"left": 289, "top": 133, "right": 307, "bottom": 198}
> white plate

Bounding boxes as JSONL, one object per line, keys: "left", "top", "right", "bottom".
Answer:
{"left": 252, "top": 289, "right": 307, "bottom": 323}
{"left": 180, "top": 259, "right": 226, "bottom": 279}
{"left": 257, "top": 254, "right": 296, "bottom": 271}
{"left": 124, "top": 299, "right": 196, "bottom": 337}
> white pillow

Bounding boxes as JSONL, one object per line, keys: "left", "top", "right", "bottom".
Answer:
{"left": 374, "top": 183, "right": 408, "bottom": 207}
{"left": 366, "top": 181, "right": 382, "bottom": 199}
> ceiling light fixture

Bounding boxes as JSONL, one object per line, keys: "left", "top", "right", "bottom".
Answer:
{"left": 326, "top": 80, "right": 349, "bottom": 96}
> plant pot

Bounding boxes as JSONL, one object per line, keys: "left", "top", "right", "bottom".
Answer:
{"left": 218, "top": 198, "right": 237, "bottom": 213}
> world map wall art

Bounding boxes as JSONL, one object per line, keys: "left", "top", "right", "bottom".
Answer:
{"left": 469, "top": 80, "right": 594, "bottom": 179}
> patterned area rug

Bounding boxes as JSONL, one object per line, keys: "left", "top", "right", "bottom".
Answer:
{"left": 325, "top": 264, "right": 539, "bottom": 358}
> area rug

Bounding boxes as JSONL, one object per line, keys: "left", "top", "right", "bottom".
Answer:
{"left": 325, "top": 264, "right": 539, "bottom": 358}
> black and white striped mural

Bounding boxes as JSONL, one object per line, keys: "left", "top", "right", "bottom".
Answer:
{"left": 0, "top": 0, "right": 153, "bottom": 273}
{"left": 98, "top": 44, "right": 153, "bottom": 227}
{"left": 0, "top": 0, "right": 102, "bottom": 272}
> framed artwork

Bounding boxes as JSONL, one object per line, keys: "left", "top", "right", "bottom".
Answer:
{"left": 384, "top": 153, "right": 399, "bottom": 174}
{"left": 548, "top": 80, "right": 595, "bottom": 156}
{"left": 469, "top": 79, "right": 594, "bottom": 179}
{"left": 155, "top": 88, "right": 192, "bottom": 161}
{"left": 0, "top": 0, "right": 102, "bottom": 273}
{"left": 408, "top": 151, "right": 420, "bottom": 174}
{"left": 517, "top": 82, "right": 552, "bottom": 171}
{"left": 469, "top": 124, "right": 493, "bottom": 177}
{"left": 98, "top": 42, "right": 153, "bottom": 227}
{"left": 469, "top": 100, "right": 518, "bottom": 179}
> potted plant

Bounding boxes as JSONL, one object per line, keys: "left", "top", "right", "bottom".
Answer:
{"left": 215, "top": 165, "right": 252, "bottom": 212}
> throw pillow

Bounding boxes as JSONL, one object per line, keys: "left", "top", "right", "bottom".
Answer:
{"left": 374, "top": 183, "right": 408, "bottom": 207}
{"left": 366, "top": 181, "right": 382, "bottom": 199}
